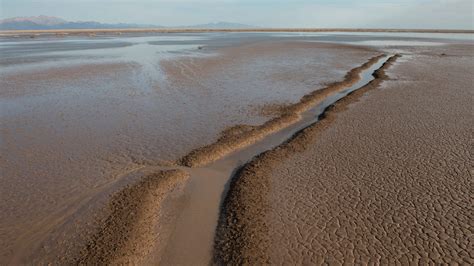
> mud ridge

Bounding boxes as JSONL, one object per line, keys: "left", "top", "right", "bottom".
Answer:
{"left": 213, "top": 54, "right": 401, "bottom": 264}
{"left": 73, "top": 169, "right": 189, "bottom": 265}
{"left": 64, "top": 54, "right": 388, "bottom": 264}
{"left": 178, "top": 54, "right": 387, "bottom": 167}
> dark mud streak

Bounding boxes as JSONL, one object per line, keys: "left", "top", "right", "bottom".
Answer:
{"left": 213, "top": 54, "right": 401, "bottom": 265}
{"left": 178, "top": 54, "right": 387, "bottom": 168}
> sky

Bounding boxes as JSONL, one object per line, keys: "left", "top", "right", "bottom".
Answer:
{"left": 1, "top": 0, "right": 473, "bottom": 29}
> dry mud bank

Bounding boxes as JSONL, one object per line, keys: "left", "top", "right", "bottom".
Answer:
{"left": 214, "top": 45, "right": 473, "bottom": 264}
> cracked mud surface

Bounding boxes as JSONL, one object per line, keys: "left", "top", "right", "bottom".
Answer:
{"left": 215, "top": 44, "right": 473, "bottom": 264}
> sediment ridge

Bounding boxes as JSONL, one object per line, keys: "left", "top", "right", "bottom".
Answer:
{"left": 73, "top": 169, "right": 189, "bottom": 265}
{"left": 178, "top": 54, "right": 387, "bottom": 167}
{"left": 69, "top": 54, "right": 394, "bottom": 264}
{"left": 213, "top": 54, "right": 401, "bottom": 264}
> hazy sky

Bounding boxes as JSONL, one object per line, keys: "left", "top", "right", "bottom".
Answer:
{"left": 1, "top": 0, "right": 473, "bottom": 29}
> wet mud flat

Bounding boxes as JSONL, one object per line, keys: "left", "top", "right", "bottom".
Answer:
{"left": 214, "top": 44, "right": 474, "bottom": 264}
{"left": 1, "top": 32, "right": 473, "bottom": 264}
{"left": 0, "top": 33, "right": 379, "bottom": 263}
{"left": 57, "top": 52, "right": 395, "bottom": 265}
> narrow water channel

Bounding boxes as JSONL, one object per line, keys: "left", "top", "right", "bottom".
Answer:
{"left": 160, "top": 55, "right": 392, "bottom": 265}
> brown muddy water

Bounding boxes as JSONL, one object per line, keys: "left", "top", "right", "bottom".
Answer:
{"left": 0, "top": 32, "right": 472, "bottom": 263}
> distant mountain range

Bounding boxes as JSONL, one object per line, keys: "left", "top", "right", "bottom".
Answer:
{"left": 179, "top": 21, "right": 255, "bottom": 29}
{"left": 0, "top": 15, "right": 255, "bottom": 30}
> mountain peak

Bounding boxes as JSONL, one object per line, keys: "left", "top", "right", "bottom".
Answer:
{"left": 0, "top": 16, "right": 255, "bottom": 30}
{"left": 1, "top": 15, "right": 67, "bottom": 26}
{"left": 184, "top": 21, "right": 255, "bottom": 29}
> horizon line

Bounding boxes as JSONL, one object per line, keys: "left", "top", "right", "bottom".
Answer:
{"left": 1, "top": 28, "right": 474, "bottom": 35}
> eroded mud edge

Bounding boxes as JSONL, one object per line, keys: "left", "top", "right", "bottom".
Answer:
{"left": 213, "top": 54, "right": 401, "bottom": 264}
{"left": 178, "top": 54, "right": 387, "bottom": 167}
{"left": 72, "top": 169, "right": 189, "bottom": 265}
